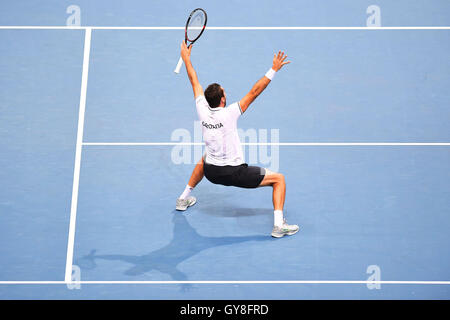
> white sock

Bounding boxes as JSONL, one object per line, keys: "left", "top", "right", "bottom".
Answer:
{"left": 179, "top": 185, "right": 194, "bottom": 200}
{"left": 274, "top": 210, "right": 284, "bottom": 227}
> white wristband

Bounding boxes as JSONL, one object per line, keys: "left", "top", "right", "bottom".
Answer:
{"left": 265, "top": 68, "right": 276, "bottom": 81}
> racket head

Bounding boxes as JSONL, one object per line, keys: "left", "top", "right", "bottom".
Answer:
{"left": 185, "top": 8, "right": 207, "bottom": 43}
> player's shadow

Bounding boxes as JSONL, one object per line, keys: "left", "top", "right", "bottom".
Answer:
{"left": 198, "top": 205, "right": 274, "bottom": 217}
{"left": 75, "top": 212, "right": 272, "bottom": 283}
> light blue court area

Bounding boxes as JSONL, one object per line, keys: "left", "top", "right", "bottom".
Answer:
{"left": 1, "top": 0, "right": 450, "bottom": 27}
{"left": 1, "top": 0, "right": 450, "bottom": 299}
{"left": 0, "top": 30, "right": 84, "bottom": 281}
{"left": 83, "top": 29, "right": 450, "bottom": 143}
{"left": 74, "top": 146, "right": 450, "bottom": 285}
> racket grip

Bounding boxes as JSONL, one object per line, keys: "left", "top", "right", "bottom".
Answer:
{"left": 174, "top": 56, "right": 184, "bottom": 74}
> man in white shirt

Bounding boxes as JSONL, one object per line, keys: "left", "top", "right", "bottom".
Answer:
{"left": 175, "top": 42, "right": 298, "bottom": 238}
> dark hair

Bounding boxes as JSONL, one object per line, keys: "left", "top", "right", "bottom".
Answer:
{"left": 204, "top": 83, "right": 224, "bottom": 108}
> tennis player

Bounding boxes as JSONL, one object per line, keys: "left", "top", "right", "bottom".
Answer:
{"left": 175, "top": 41, "right": 298, "bottom": 238}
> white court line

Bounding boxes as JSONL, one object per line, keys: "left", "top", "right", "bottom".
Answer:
{"left": 0, "top": 26, "right": 450, "bottom": 30}
{"left": 0, "top": 280, "right": 449, "bottom": 285}
{"left": 82, "top": 142, "right": 450, "bottom": 146}
{"left": 64, "top": 28, "right": 92, "bottom": 283}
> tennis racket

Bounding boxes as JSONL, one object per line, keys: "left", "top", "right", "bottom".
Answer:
{"left": 174, "top": 8, "right": 208, "bottom": 74}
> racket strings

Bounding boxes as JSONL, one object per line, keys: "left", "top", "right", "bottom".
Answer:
{"left": 186, "top": 11, "right": 206, "bottom": 41}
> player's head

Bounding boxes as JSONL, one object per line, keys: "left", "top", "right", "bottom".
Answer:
{"left": 205, "top": 83, "right": 226, "bottom": 108}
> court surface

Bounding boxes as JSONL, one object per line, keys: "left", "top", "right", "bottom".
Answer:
{"left": 0, "top": 0, "right": 449, "bottom": 299}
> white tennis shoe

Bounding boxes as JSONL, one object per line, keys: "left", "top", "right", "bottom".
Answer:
{"left": 176, "top": 196, "right": 197, "bottom": 211}
{"left": 271, "top": 219, "right": 299, "bottom": 238}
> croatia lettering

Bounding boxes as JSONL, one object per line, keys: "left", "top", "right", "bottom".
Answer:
{"left": 202, "top": 121, "right": 223, "bottom": 129}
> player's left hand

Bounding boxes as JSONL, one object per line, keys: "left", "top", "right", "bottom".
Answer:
{"left": 272, "top": 51, "right": 291, "bottom": 71}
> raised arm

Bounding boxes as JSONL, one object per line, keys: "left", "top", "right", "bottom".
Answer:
{"left": 180, "top": 41, "right": 203, "bottom": 98}
{"left": 239, "top": 51, "right": 290, "bottom": 113}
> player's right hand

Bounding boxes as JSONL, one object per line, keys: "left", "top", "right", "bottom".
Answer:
{"left": 180, "top": 41, "right": 192, "bottom": 62}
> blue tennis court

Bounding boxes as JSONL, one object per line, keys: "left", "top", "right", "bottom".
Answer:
{"left": 0, "top": 0, "right": 449, "bottom": 299}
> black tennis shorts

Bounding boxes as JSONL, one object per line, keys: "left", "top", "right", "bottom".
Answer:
{"left": 203, "top": 160, "right": 266, "bottom": 189}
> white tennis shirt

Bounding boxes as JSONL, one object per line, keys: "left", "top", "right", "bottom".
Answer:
{"left": 195, "top": 95, "right": 244, "bottom": 166}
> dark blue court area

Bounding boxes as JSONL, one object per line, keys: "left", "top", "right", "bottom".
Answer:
{"left": 0, "top": 0, "right": 449, "bottom": 299}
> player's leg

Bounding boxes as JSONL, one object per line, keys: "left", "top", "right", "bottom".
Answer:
{"left": 258, "top": 169, "right": 285, "bottom": 211}
{"left": 187, "top": 157, "right": 205, "bottom": 188}
{"left": 176, "top": 157, "right": 204, "bottom": 211}
{"left": 259, "top": 169, "right": 299, "bottom": 238}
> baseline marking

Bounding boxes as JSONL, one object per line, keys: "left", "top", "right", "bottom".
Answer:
{"left": 0, "top": 280, "right": 449, "bottom": 285}
{"left": 0, "top": 26, "right": 450, "bottom": 30}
